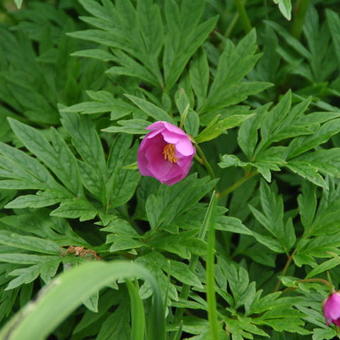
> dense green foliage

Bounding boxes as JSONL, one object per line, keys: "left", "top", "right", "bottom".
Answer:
{"left": 0, "top": 0, "right": 340, "bottom": 339}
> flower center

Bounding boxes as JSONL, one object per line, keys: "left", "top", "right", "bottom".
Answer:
{"left": 163, "top": 144, "right": 177, "bottom": 163}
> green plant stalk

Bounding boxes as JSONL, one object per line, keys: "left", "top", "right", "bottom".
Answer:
{"left": 206, "top": 199, "right": 219, "bottom": 340}
{"left": 195, "top": 144, "right": 216, "bottom": 179}
{"left": 234, "top": 0, "right": 252, "bottom": 34}
{"left": 171, "top": 193, "right": 217, "bottom": 340}
{"left": 274, "top": 250, "right": 296, "bottom": 291}
{"left": 217, "top": 171, "right": 257, "bottom": 199}
{"left": 290, "top": 0, "right": 311, "bottom": 39}
{"left": 224, "top": 12, "right": 239, "bottom": 38}
{"left": 127, "top": 281, "right": 145, "bottom": 340}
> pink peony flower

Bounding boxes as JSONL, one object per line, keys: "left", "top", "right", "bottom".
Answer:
{"left": 323, "top": 292, "right": 340, "bottom": 326}
{"left": 137, "top": 121, "right": 195, "bottom": 185}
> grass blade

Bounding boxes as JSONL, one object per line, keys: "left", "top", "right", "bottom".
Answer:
{"left": 127, "top": 280, "right": 145, "bottom": 340}
{"left": 0, "top": 261, "right": 165, "bottom": 340}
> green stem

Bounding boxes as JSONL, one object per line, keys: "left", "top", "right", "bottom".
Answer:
{"left": 195, "top": 144, "right": 216, "bottom": 179}
{"left": 206, "top": 197, "right": 219, "bottom": 339}
{"left": 274, "top": 250, "right": 296, "bottom": 291}
{"left": 216, "top": 171, "right": 257, "bottom": 199}
{"left": 290, "top": 0, "right": 311, "bottom": 39}
{"left": 234, "top": 0, "right": 252, "bottom": 34}
{"left": 224, "top": 12, "right": 239, "bottom": 38}
{"left": 264, "top": 0, "right": 268, "bottom": 19}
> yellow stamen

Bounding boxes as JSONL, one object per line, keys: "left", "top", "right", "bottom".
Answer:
{"left": 163, "top": 144, "right": 177, "bottom": 163}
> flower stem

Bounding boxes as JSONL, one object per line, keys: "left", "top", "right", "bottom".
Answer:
{"left": 216, "top": 171, "right": 257, "bottom": 199}
{"left": 206, "top": 194, "right": 219, "bottom": 339}
{"left": 195, "top": 144, "right": 216, "bottom": 179}
{"left": 234, "top": 0, "right": 252, "bottom": 34}
{"left": 290, "top": 0, "right": 311, "bottom": 39}
{"left": 274, "top": 251, "right": 295, "bottom": 291}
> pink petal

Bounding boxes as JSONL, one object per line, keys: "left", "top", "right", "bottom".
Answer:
{"left": 137, "top": 150, "right": 152, "bottom": 176}
{"left": 324, "top": 293, "right": 340, "bottom": 322}
{"left": 175, "top": 137, "right": 195, "bottom": 156}
{"left": 138, "top": 121, "right": 195, "bottom": 185}
{"left": 162, "top": 165, "right": 186, "bottom": 185}
{"left": 147, "top": 121, "right": 186, "bottom": 136}
{"left": 145, "top": 128, "right": 163, "bottom": 139}
{"left": 142, "top": 134, "right": 176, "bottom": 181}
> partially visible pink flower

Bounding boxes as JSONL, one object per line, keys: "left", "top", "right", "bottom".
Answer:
{"left": 323, "top": 292, "right": 340, "bottom": 326}
{"left": 137, "top": 121, "right": 195, "bottom": 185}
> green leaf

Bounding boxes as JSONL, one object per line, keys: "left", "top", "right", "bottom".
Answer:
{"left": 125, "top": 95, "right": 174, "bottom": 123}
{"left": 109, "top": 237, "right": 144, "bottom": 253}
{"left": 148, "top": 231, "right": 206, "bottom": 259}
{"left": 96, "top": 303, "right": 130, "bottom": 340}
{"left": 175, "top": 88, "right": 190, "bottom": 116}
{"left": 218, "top": 155, "right": 248, "bottom": 168}
{"left": 0, "top": 230, "right": 60, "bottom": 254}
{"left": 288, "top": 119, "right": 340, "bottom": 159}
{"left": 0, "top": 254, "right": 59, "bottom": 265}
{"left": 102, "top": 119, "right": 150, "bottom": 135}
{"left": 273, "top": 0, "right": 292, "bottom": 20}
{"left": 184, "top": 110, "right": 200, "bottom": 137}
{"left": 8, "top": 118, "right": 82, "bottom": 196}
{"left": 266, "top": 21, "right": 310, "bottom": 59}
{"left": 312, "top": 327, "right": 337, "bottom": 340}
{"left": 296, "top": 148, "right": 340, "bottom": 178}
{"left": 82, "top": 291, "right": 99, "bottom": 313}
{"left": 6, "top": 266, "right": 40, "bottom": 290}
{"left": 238, "top": 104, "right": 269, "bottom": 159}
{"left": 167, "top": 260, "right": 203, "bottom": 288}
{"left": 190, "top": 50, "right": 209, "bottom": 109}
{"left": 163, "top": 4, "right": 217, "bottom": 90}
{"left": 261, "top": 92, "right": 291, "bottom": 142}
{"left": 216, "top": 216, "right": 252, "bottom": 236}
{"left": 61, "top": 102, "right": 118, "bottom": 115}
{"left": 5, "top": 258, "right": 61, "bottom": 290}
{"left": 70, "top": 49, "right": 115, "bottom": 61}
{"left": 286, "top": 161, "right": 327, "bottom": 188}
{"left": 259, "top": 94, "right": 314, "bottom": 152}
{"left": 0, "top": 261, "right": 165, "bottom": 340}
{"left": 326, "top": 10, "right": 340, "bottom": 66}
{"left": 0, "top": 142, "right": 62, "bottom": 191}
{"left": 107, "top": 134, "right": 140, "bottom": 208}
{"left": 145, "top": 175, "right": 216, "bottom": 229}
{"left": 200, "top": 30, "right": 271, "bottom": 114}
{"left": 14, "top": 0, "right": 24, "bottom": 8}
{"left": 250, "top": 181, "right": 295, "bottom": 252}
{"left": 106, "top": 52, "right": 161, "bottom": 87}
{"left": 61, "top": 92, "right": 135, "bottom": 121}
{"left": 60, "top": 113, "right": 107, "bottom": 203}
{"left": 298, "top": 182, "right": 317, "bottom": 228}
{"left": 307, "top": 257, "right": 340, "bottom": 278}
{"left": 196, "top": 114, "right": 253, "bottom": 143}
{"left": 5, "top": 191, "right": 66, "bottom": 209}
{"left": 50, "top": 198, "right": 97, "bottom": 221}
{"left": 252, "top": 146, "right": 287, "bottom": 181}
